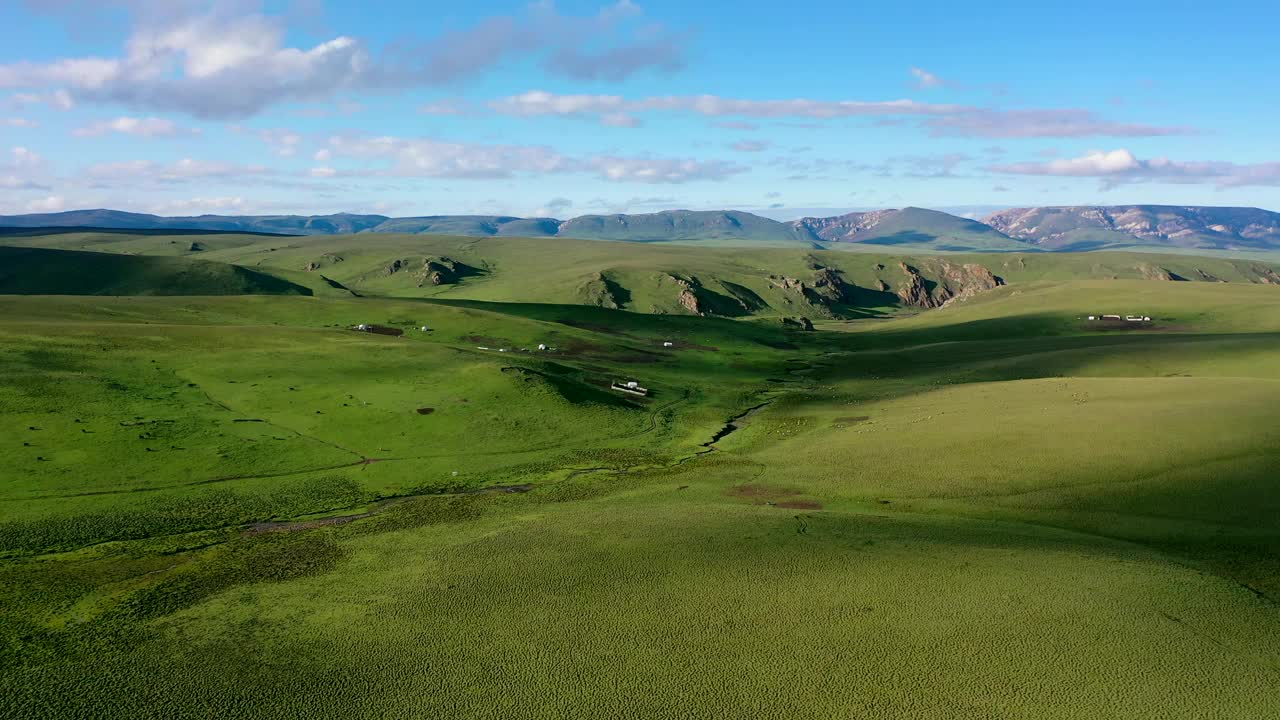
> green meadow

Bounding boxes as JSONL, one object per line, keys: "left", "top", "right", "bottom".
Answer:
{"left": 2, "top": 235, "right": 1280, "bottom": 718}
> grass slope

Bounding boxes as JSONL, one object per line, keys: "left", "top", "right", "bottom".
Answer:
{"left": 0, "top": 246, "right": 319, "bottom": 296}
{"left": 2, "top": 274, "right": 1280, "bottom": 717}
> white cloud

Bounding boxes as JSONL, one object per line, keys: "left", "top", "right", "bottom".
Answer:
{"left": 323, "top": 133, "right": 744, "bottom": 184}
{"left": 0, "top": 2, "right": 690, "bottom": 119}
{"left": 25, "top": 195, "right": 66, "bottom": 212}
{"left": 313, "top": 148, "right": 331, "bottom": 162}
{"left": 73, "top": 116, "right": 201, "bottom": 137}
{"left": 491, "top": 90, "right": 971, "bottom": 122}
{"left": 3, "top": 117, "right": 38, "bottom": 128}
{"left": 253, "top": 128, "right": 303, "bottom": 156}
{"left": 148, "top": 196, "right": 249, "bottom": 214}
{"left": 910, "top": 67, "right": 945, "bottom": 89}
{"left": 586, "top": 155, "right": 744, "bottom": 183}
{"left": 729, "top": 140, "right": 770, "bottom": 152}
{"left": 6, "top": 89, "right": 74, "bottom": 111}
{"left": 85, "top": 158, "right": 274, "bottom": 183}
{"left": 417, "top": 99, "right": 471, "bottom": 116}
{"left": 9, "top": 146, "right": 45, "bottom": 169}
{"left": 0, "top": 175, "right": 49, "bottom": 190}
{"left": 309, "top": 166, "right": 337, "bottom": 178}
{"left": 927, "top": 109, "right": 1193, "bottom": 138}
{"left": 600, "top": 112, "right": 641, "bottom": 128}
{"left": 990, "top": 148, "right": 1280, "bottom": 189}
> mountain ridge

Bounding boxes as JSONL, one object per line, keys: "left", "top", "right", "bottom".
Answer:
{"left": 2, "top": 204, "right": 1279, "bottom": 252}
{"left": 984, "top": 205, "right": 1280, "bottom": 251}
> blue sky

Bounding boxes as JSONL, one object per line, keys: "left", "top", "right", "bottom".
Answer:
{"left": 1, "top": 0, "right": 1277, "bottom": 218}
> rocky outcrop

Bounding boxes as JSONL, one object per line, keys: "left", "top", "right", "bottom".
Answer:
{"left": 1138, "top": 264, "right": 1188, "bottom": 282}
{"left": 304, "top": 253, "right": 343, "bottom": 272}
{"left": 381, "top": 256, "right": 482, "bottom": 286}
{"left": 896, "top": 263, "right": 935, "bottom": 307}
{"left": 581, "top": 272, "right": 627, "bottom": 309}
{"left": 665, "top": 274, "right": 756, "bottom": 317}
{"left": 1251, "top": 265, "right": 1280, "bottom": 285}
{"left": 781, "top": 316, "right": 815, "bottom": 331}
{"left": 677, "top": 284, "right": 703, "bottom": 315}
{"left": 896, "top": 261, "right": 1005, "bottom": 309}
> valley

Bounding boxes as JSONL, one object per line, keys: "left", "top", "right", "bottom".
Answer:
{"left": 2, "top": 230, "right": 1280, "bottom": 718}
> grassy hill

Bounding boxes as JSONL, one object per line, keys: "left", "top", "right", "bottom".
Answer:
{"left": 3, "top": 274, "right": 1280, "bottom": 717}
{"left": 5, "top": 232, "right": 1280, "bottom": 319}
{"left": 0, "top": 246, "right": 324, "bottom": 296}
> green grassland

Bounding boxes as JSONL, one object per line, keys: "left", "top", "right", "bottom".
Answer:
{"left": 2, "top": 234, "right": 1280, "bottom": 718}
{"left": 5, "top": 230, "right": 1280, "bottom": 320}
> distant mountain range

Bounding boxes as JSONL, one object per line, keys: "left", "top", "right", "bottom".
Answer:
{"left": 982, "top": 206, "right": 1280, "bottom": 251}
{"left": 2, "top": 205, "right": 1279, "bottom": 252}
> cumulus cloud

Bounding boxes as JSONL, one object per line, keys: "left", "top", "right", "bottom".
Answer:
{"left": 0, "top": 2, "right": 690, "bottom": 119}
{"left": 990, "top": 148, "right": 1280, "bottom": 189}
{"left": 322, "top": 133, "right": 744, "bottom": 184}
{"left": 73, "top": 116, "right": 201, "bottom": 137}
{"left": 927, "top": 109, "right": 1193, "bottom": 138}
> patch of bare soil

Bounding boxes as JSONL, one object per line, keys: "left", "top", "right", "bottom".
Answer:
{"left": 463, "top": 334, "right": 509, "bottom": 346}
{"left": 775, "top": 500, "right": 824, "bottom": 510}
{"left": 416, "top": 407, "right": 435, "bottom": 415}
{"left": 558, "top": 338, "right": 662, "bottom": 364}
{"left": 365, "top": 325, "right": 404, "bottom": 337}
{"left": 832, "top": 415, "right": 870, "bottom": 426}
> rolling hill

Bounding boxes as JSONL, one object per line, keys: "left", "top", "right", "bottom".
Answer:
{"left": 0, "top": 246, "right": 323, "bottom": 296}
{"left": 6, "top": 231, "right": 1280, "bottom": 319}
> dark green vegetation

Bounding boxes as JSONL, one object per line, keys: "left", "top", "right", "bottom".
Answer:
{"left": 0, "top": 246, "right": 325, "bottom": 297}
{"left": 7, "top": 204, "right": 1279, "bottom": 252}
{"left": 3, "top": 231, "right": 1280, "bottom": 718}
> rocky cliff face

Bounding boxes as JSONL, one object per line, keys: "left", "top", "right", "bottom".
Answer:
{"left": 791, "top": 210, "right": 897, "bottom": 242}
{"left": 895, "top": 261, "right": 1004, "bottom": 309}
{"left": 984, "top": 206, "right": 1280, "bottom": 250}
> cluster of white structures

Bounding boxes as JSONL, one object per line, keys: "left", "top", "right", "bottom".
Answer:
{"left": 1088, "top": 314, "right": 1152, "bottom": 322}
